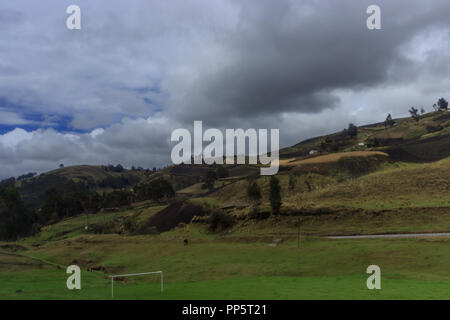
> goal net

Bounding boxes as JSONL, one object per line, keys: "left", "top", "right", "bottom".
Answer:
{"left": 108, "top": 271, "right": 163, "bottom": 298}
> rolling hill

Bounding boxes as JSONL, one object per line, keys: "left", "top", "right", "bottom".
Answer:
{"left": 14, "top": 165, "right": 150, "bottom": 206}
{"left": 1, "top": 110, "right": 449, "bottom": 300}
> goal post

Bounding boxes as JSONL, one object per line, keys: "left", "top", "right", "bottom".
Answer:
{"left": 109, "top": 271, "right": 163, "bottom": 298}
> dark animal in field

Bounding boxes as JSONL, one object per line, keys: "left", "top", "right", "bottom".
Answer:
{"left": 184, "top": 239, "right": 188, "bottom": 246}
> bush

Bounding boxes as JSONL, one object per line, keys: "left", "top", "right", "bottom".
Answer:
{"left": 269, "top": 176, "right": 282, "bottom": 213}
{"left": 102, "top": 190, "right": 133, "bottom": 208}
{"left": 437, "top": 98, "right": 448, "bottom": 111}
{"left": 247, "top": 181, "right": 262, "bottom": 201}
{"left": 330, "top": 142, "right": 340, "bottom": 152}
{"left": 0, "top": 185, "right": 34, "bottom": 240}
{"left": 248, "top": 205, "right": 270, "bottom": 220}
{"left": 122, "top": 216, "right": 138, "bottom": 234}
{"left": 347, "top": 123, "right": 358, "bottom": 138}
{"left": 203, "top": 170, "right": 217, "bottom": 190}
{"left": 366, "top": 137, "right": 389, "bottom": 148}
{"left": 89, "top": 221, "right": 118, "bottom": 234}
{"left": 134, "top": 178, "right": 174, "bottom": 202}
{"left": 426, "top": 124, "right": 444, "bottom": 133}
{"left": 208, "top": 211, "right": 233, "bottom": 231}
{"left": 136, "top": 224, "right": 159, "bottom": 235}
{"left": 215, "top": 166, "right": 229, "bottom": 179}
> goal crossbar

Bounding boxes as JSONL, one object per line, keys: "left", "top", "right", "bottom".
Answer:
{"left": 109, "top": 271, "right": 163, "bottom": 298}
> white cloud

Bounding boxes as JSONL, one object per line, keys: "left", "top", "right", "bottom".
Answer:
{"left": 0, "top": 0, "right": 449, "bottom": 178}
{"left": 0, "top": 114, "right": 178, "bottom": 179}
{"left": 0, "top": 128, "right": 34, "bottom": 149}
{"left": 0, "top": 110, "right": 36, "bottom": 126}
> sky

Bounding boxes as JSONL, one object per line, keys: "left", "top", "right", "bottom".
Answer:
{"left": 0, "top": 0, "right": 450, "bottom": 179}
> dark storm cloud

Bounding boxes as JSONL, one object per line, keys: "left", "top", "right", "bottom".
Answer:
{"left": 167, "top": 0, "right": 450, "bottom": 124}
{"left": 1, "top": 0, "right": 450, "bottom": 178}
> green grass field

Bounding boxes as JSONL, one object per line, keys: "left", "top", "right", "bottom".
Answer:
{"left": 1, "top": 134, "right": 448, "bottom": 300}
{"left": 1, "top": 234, "right": 449, "bottom": 300}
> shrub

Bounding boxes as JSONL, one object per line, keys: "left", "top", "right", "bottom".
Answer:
{"left": 102, "top": 190, "right": 133, "bottom": 208}
{"left": 437, "top": 98, "right": 448, "bottom": 111}
{"left": 247, "top": 181, "right": 262, "bottom": 201}
{"left": 134, "top": 178, "right": 174, "bottom": 202}
{"left": 122, "top": 216, "right": 138, "bottom": 234}
{"left": 347, "top": 123, "right": 358, "bottom": 138}
{"left": 203, "top": 170, "right": 217, "bottom": 190}
{"left": 208, "top": 211, "right": 233, "bottom": 231}
{"left": 215, "top": 166, "right": 229, "bottom": 179}
{"left": 409, "top": 107, "right": 420, "bottom": 122}
{"left": 136, "top": 224, "right": 159, "bottom": 235}
{"left": 89, "top": 221, "right": 118, "bottom": 234}
{"left": 269, "top": 176, "right": 282, "bottom": 213}
{"left": 426, "top": 124, "right": 444, "bottom": 133}
{"left": 248, "top": 205, "right": 270, "bottom": 220}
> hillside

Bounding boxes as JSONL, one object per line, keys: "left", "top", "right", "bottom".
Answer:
{"left": 6, "top": 110, "right": 448, "bottom": 210}
{"left": 1, "top": 110, "right": 449, "bottom": 300}
{"left": 279, "top": 111, "right": 450, "bottom": 162}
{"left": 17, "top": 110, "right": 449, "bottom": 238}
{"left": 15, "top": 165, "right": 150, "bottom": 206}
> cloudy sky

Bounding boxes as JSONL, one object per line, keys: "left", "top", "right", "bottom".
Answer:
{"left": 0, "top": 0, "right": 449, "bottom": 178}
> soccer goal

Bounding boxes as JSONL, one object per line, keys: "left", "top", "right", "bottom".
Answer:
{"left": 109, "top": 271, "right": 163, "bottom": 298}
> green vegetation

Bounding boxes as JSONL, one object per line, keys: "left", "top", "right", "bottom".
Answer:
{"left": 1, "top": 235, "right": 449, "bottom": 299}
{"left": 247, "top": 180, "right": 262, "bottom": 202}
{"left": 134, "top": 178, "right": 175, "bottom": 202}
{"left": 0, "top": 184, "right": 34, "bottom": 240}
{"left": 269, "top": 176, "right": 282, "bottom": 212}
{"left": 1, "top": 109, "right": 449, "bottom": 300}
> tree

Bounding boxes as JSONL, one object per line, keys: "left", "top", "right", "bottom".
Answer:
{"left": 101, "top": 189, "right": 133, "bottom": 208}
{"left": 437, "top": 98, "right": 448, "bottom": 111}
{"left": 420, "top": 107, "right": 426, "bottom": 115}
{"left": 40, "top": 181, "right": 89, "bottom": 222}
{"left": 384, "top": 114, "right": 395, "bottom": 127}
{"left": 208, "top": 210, "right": 233, "bottom": 231}
{"left": 59, "top": 163, "right": 64, "bottom": 168}
{"left": 122, "top": 216, "right": 138, "bottom": 235}
{"left": 247, "top": 180, "right": 261, "bottom": 202}
{"left": 203, "top": 170, "right": 217, "bottom": 190}
{"left": 0, "top": 177, "right": 16, "bottom": 187}
{"left": 347, "top": 123, "right": 358, "bottom": 138}
{"left": 288, "top": 174, "right": 296, "bottom": 193}
{"left": 0, "top": 185, "right": 34, "bottom": 240}
{"left": 409, "top": 107, "right": 420, "bottom": 122}
{"left": 134, "top": 178, "right": 174, "bottom": 202}
{"left": 269, "top": 176, "right": 282, "bottom": 213}
{"left": 215, "top": 165, "right": 229, "bottom": 179}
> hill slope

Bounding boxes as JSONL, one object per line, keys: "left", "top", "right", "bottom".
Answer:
{"left": 16, "top": 165, "right": 149, "bottom": 206}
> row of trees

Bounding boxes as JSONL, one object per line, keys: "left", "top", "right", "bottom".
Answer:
{"left": 247, "top": 176, "right": 282, "bottom": 213}
{"left": 0, "top": 176, "right": 176, "bottom": 240}
{"left": 0, "top": 184, "right": 36, "bottom": 240}
{"left": 134, "top": 178, "right": 175, "bottom": 202}
{"left": 101, "top": 164, "right": 158, "bottom": 173}
{"left": 202, "top": 166, "right": 229, "bottom": 190}
{"left": 408, "top": 98, "right": 448, "bottom": 122}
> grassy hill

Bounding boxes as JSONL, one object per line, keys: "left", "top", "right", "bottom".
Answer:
{"left": 1, "top": 110, "right": 449, "bottom": 300}
{"left": 15, "top": 165, "right": 149, "bottom": 206}
{"left": 280, "top": 111, "right": 450, "bottom": 162}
